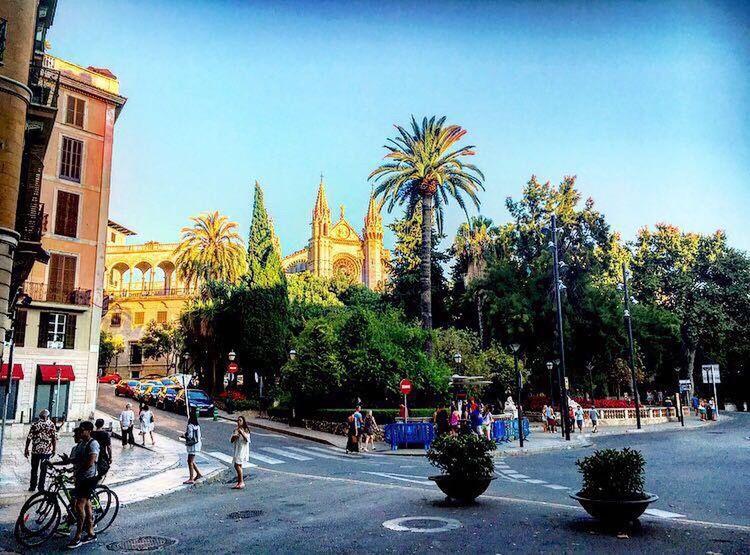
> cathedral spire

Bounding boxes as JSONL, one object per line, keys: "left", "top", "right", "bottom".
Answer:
{"left": 364, "top": 193, "right": 383, "bottom": 232}
{"left": 312, "top": 176, "right": 331, "bottom": 221}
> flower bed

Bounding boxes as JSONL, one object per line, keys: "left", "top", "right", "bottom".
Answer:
{"left": 526, "top": 395, "right": 634, "bottom": 411}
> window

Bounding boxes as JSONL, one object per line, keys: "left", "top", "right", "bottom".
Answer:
{"left": 65, "top": 96, "right": 85, "bottom": 128}
{"left": 48, "top": 253, "right": 76, "bottom": 302}
{"left": 14, "top": 310, "right": 28, "bottom": 347}
{"left": 54, "top": 190, "right": 79, "bottom": 237}
{"left": 157, "top": 311, "right": 167, "bottom": 324}
{"left": 37, "top": 312, "right": 76, "bottom": 349}
{"left": 129, "top": 343, "right": 142, "bottom": 365}
{"left": 134, "top": 312, "right": 144, "bottom": 326}
{"left": 59, "top": 136, "right": 83, "bottom": 182}
{"left": 110, "top": 232, "right": 116, "bottom": 243}
{"left": 110, "top": 313, "right": 121, "bottom": 327}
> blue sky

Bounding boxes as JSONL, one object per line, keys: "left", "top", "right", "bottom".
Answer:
{"left": 49, "top": 0, "right": 749, "bottom": 253}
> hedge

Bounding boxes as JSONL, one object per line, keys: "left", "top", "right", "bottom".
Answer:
{"left": 267, "top": 407, "right": 436, "bottom": 424}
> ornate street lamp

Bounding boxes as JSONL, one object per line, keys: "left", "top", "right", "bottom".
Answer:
{"left": 453, "top": 352, "right": 462, "bottom": 365}
{"left": 510, "top": 343, "right": 523, "bottom": 447}
{"left": 621, "top": 263, "right": 642, "bottom": 430}
{"left": 289, "top": 349, "right": 297, "bottom": 361}
{"left": 228, "top": 350, "right": 236, "bottom": 362}
{"left": 546, "top": 361, "right": 554, "bottom": 403}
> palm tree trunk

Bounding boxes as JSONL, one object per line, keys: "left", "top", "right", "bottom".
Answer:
{"left": 420, "top": 193, "right": 433, "bottom": 355}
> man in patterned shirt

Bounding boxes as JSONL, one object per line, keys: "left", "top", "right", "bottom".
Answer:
{"left": 24, "top": 409, "right": 57, "bottom": 491}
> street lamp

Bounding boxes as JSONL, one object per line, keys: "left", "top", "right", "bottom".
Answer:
{"left": 288, "top": 349, "right": 297, "bottom": 424}
{"left": 289, "top": 349, "right": 297, "bottom": 361}
{"left": 621, "top": 263, "right": 642, "bottom": 430}
{"left": 546, "top": 361, "right": 554, "bottom": 403}
{"left": 453, "top": 352, "right": 462, "bottom": 365}
{"left": 228, "top": 350, "right": 236, "bottom": 362}
{"left": 510, "top": 343, "right": 523, "bottom": 447}
{"left": 548, "top": 214, "right": 570, "bottom": 441}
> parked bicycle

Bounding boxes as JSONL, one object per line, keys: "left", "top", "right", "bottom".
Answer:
{"left": 14, "top": 459, "right": 119, "bottom": 548}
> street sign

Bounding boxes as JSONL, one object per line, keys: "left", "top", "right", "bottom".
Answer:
{"left": 223, "top": 373, "right": 230, "bottom": 387}
{"left": 399, "top": 379, "right": 413, "bottom": 395}
{"left": 679, "top": 379, "right": 691, "bottom": 392}
{"left": 564, "top": 377, "right": 569, "bottom": 390}
{"left": 227, "top": 362, "right": 239, "bottom": 374}
{"left": 236, "top": 374, "right": 244, "bottom": 386}
{"left": 701, "top": 364, "right": 720, "bottom": 384}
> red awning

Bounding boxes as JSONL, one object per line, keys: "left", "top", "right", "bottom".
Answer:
{"left": 38, "top": 364, "right": 75, "bottom": 382}
{"left": 0, "top": 364, "right": 24, "bottom": 381}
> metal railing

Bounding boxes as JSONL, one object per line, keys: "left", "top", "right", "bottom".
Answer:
{"left": 108, "top": 287, "right": 192, "bottom": 299}
{"left": 23, "top": 281, "right": 92, "bottom": 306}
{"left": 28, "top": 64, "right": 60, "bottom": 109}
{"left": 0, "top": 18, "right": 7, "bottom": 65}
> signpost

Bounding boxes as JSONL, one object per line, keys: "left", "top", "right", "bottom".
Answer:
{"left": 701, "top": 364, "right": 720, "bottom": 418}
{"left": 399, "top": 379, "right": 412, "bottom": 423}
{"left": 678, "top": 379, "right": 692, "bottom": 393}
{"left": 227, "top": 362, "right": 239, "bottom": 374}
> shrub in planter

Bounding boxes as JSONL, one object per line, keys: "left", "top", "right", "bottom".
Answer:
{"left": 572, "top": 448, "right": 658, "bottom": 524}
{"left": 427, "top": 433, "right": 496, "bottom": 502}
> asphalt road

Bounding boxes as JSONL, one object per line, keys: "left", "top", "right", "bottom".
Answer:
{"left": 1, "top": 386, "right": 748, "bottom": 553}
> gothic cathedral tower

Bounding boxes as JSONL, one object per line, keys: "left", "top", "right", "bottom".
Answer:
{"left": 310, "top": 178, "right": 332, "bottom": 277}
{"left": 362, "top": 194, "right": 384, "bottom": 289}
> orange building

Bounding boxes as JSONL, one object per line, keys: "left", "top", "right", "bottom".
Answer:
{"left": 6, "top": 54, "right": 125, "bottom": 426}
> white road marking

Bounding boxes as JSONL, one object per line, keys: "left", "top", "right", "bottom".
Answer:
{"left": 382, "top": 516, "right": 461, "bottom": 533}
{"left": 543, "top": 484, "right": 569, "bottom": 490}
{"left": 205, "top": 451, "right": 257, "bottom": 469}
{"left": 248, "top": 452, "right": 285, "bottom": 465}
{"left": 362, "top": 471, "right": 435, "bottom": 486}
{"left": 524, "top": 479, "right": 547, "bottom": 484}
{"left": 286, "top": 446, "right": 352, "bottom": 461}
{"left": 644, "top": 508, "right": 686, "bottom": 519}
{"left": 509, "top": 473, "right": 530, "bottom": 479}
{"left": 260, "top": 447, "right": 312, "bottom": 461}
{"left": 250, "top": 431, "right": 285, "bottom": 438}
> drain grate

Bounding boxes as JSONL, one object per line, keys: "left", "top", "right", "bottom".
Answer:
{"left": 228, "top": 509, "right": 264, "bottom": 519}
{"left": 106, "top": 536, "right": 177, "bottom": 552}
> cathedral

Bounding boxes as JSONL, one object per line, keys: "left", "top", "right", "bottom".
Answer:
{"left": 281, "top": 179, "right": 389, "bottom": 290}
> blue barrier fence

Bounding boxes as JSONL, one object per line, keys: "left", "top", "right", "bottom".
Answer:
{"left": 383, "top": 422, "right": 435, "bottom": 451}
{"left": 491, "top": 418, "right": 530, "bottom": 443}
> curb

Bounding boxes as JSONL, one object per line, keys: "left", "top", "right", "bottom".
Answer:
{"left": 117, "top": 465, "right": 230, "bottom": 507}
{"left": 237, "top": 418, "right": 343, "bottom": 449}
{"left": 494, "top": 440, "right": 594, "bottom": 457}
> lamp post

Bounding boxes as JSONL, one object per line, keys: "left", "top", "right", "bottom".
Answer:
{"left": 289, "top": 349, "right": 297, "bottom": 425}
{"left": 452, "top": 353, "right": 462, "bottom": 414}
{"left": 586, "top": 361, "right": 595, "bottom": 401}
{"left": 510, "top": 343, "right": 523, "bottom": 447}
{"left": 546, "top": 361, "right": 554, "bottom": 403}
{"left": 549, "top": 214, "right": 570, "bottom": 441}
{"left": 674, "top": 367, "right": 685, "bottom": 427}
{"left": 621, "top": 263, "right": 642, "bottom": 430}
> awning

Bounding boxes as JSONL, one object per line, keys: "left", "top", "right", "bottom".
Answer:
{"left": 38, "top": 364, "right": 75, "bottom": 382}
{"left": 0, "top": 364, "right": 24, "bottom": 381}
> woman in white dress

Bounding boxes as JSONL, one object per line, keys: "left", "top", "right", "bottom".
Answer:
{"left": 139, "top": 404, "right": 155, "bottom": 446}
{"left": 183, "top": 411, "right": 203, "bottom": 484}
{"left": 230, "top": 416, "right": 250, "bottom": 489}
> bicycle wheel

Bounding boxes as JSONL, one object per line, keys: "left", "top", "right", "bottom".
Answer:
{"left": 14, "top": 492, "right": 61, "bottom": 548}
{"left": 92, "top": 485, "right": 119, "bottom": 533}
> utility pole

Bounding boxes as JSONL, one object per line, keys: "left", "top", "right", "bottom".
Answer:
{"left": 622, "top": 262, "right": 642, "bottom": 430}
{"left": 550, "top": 214, "right": 570, "bottom": 441}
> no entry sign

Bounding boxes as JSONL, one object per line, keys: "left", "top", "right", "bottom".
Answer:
{"left": 399, "top": 379, "right": 413, "bottom": 395}
{"left": 227, "top": 362, "right": 239, "bottom": 374}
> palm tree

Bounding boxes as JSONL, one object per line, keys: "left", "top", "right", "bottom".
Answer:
{"left": 174, "top": 211, "right": 247, "bottom": 289}
{"left": 369, "top": 116, "right": 484, "bottom": 354}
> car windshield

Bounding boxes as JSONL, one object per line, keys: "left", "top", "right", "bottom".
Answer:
{"left": 128, "top": 381, "right": 139, "bottom": 386}
{"left": 166, "top": 388, "right": 177, "bottom": 395}
{"left": 187, "top": 391, "right": 210, "bottom": 402}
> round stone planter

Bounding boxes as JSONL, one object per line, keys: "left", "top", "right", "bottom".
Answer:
{"left": 570, "top": 492, "right": 658, "bottom": 525}
{"left": 429, "top": 475, "right": 496, "bottom": 503}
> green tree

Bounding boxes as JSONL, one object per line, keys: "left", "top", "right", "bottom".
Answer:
{"left": 98, "top": 331, "right": 125, "bottom": 370}
{"left": 140, "top": 320, "right": 185, "bottom": 373}
{"left": 246, "top": 181, "right": 285, "bottom": 288}
{"left": 369, "top": 116, "right": 485, "bottom": 354}
{"left": 174, "top": 211, "right": 246, "bottom": 288}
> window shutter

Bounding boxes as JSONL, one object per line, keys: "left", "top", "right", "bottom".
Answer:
{"left": 37, "top": 312, "right": 50, "bottom": 348}
{"left": 64, "top": 314, "right": 76, "bottom": 349}
{"left": 14, "top": 310, "right": 28, "bottom": 347}
{"left": 66, "top": 96, "right": 76, "bottom": 125}
{"left": 54, "top": 191, "right": 79, "bottom": 237}
{"left": 74, "top": 98, "right": 84, "bottom": 128}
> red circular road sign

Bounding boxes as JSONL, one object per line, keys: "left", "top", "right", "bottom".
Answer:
{"left": 227, "top": 362, "right": 239, "bottom": 374}
{"left": 399, "top": 379, "right": 413, "bottom": 395}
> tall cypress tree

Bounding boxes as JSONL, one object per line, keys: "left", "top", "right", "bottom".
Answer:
{"left": 247, "top": 181, "right": 285, "bottom": 288}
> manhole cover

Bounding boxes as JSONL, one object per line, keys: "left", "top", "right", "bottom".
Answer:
{"left": 383, "top": 516, "right": 462, "bottom": 533}
{"left": 228, "top": 509, "right": 264, "bottom": 519}
{"left": 106, "top": 536, "right": 177, "bottom": 552}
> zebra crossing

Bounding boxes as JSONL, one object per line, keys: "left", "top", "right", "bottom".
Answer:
{"left": 207, "top": 444, "right": 365, "bottom": 469}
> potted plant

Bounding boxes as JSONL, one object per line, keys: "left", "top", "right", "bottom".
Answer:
{"left": 427, "top": 433, "right": 496, "bottom": 503}
{"left": 570, "top": 448, "right": 658, "bottom": 525}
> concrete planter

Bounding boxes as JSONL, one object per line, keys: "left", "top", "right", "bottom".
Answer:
{"left": 429, "top": 474, "right": 495, "bottom": 503}
{"left": 570, "top": 492, "right": 658, "bottom": 525}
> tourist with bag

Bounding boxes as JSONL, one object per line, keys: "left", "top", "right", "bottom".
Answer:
{"left": 345, "top": 415, "right": 359, "bottom": 454}
{"left": 183, "top": 411, "right": 203, "bottom": 484}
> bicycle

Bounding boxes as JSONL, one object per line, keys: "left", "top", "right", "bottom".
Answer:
{"left": 14, "top": 460, "right": 120, "bottom": 548}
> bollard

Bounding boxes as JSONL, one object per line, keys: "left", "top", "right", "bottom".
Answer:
{"left": 213, "top": 407, "right": 219, "bottom": 421}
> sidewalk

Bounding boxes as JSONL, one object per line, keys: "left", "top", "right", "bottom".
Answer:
{"left": 0, "top": 411, "right": 224, "bottom": 508}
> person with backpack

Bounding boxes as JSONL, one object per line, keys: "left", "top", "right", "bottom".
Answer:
{"left": 91, "top": 418, "right": 112, "bottom": 480}
{"left": 183, "top": 411, "right": 203, "bottom": 485}
{"left": 66, "top": 421, "right": 100, "bottom": 549}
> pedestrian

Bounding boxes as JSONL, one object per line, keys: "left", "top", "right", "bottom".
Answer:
{"left": 353, "top": 405, "right": 363, "bottom": 439}
{"left": 66, "top": 421, "right": 100, "bottom": 549}
{"left": 183, "top": 410, "right": 203, "bottom": 484}
{"left": 449, "top": 404, "right": 460, "bottom": 435}
{"left": 470, "top": 404, "right": 483, "bottom": 436}
{"left": 91, "top": 418, "right": 112, "bottom": 481}
{"left": 482, "top": 405, "right": 493, "bottom": 440}
{"left": 345, "top": 415, "right": 359, "bottom": 454}
{"left": 139, "top": 404, "right": 155, "bottom": 446}
{"left": 230, "top": 416, "right": 251, "bottom": 489}
{"left": 541, "top": 405, "right": 549, "bottom": 433}
{"left": 567, "top": 406, "right": 575, "bottom": 432}
{"left": 24, "top": 409, "right": 57, "bottom": 492}
{"left": 691, "top": 394, "right": 700, "bottom": 416}
{"left": 657, "top": 390, "right": 664, "bottom": 404}
{"left": 589, "top": 404, "right": 598, "bottom": 433}
{"left": 363, "top": 410, "right": 379, "bottom": 451}
{"left": 699, "top": 399, "right": 707, "bottom": 421}
{"left": 575, "top": 405, "right": 584, "bottom": 433}
{"left": 545, "top": 405, "right": 556, "bottom": 433}
{"left": 119, "top": 403, "right": 135, "bottom": 447}
{"left": 398, "top": 403, "right": 408, "bottom": 422}
{"left": 706, "top": 399, "right": 714, "bottom": 421}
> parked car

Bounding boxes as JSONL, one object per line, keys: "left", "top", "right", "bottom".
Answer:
{"left": 133, "top": 382, "right": 158, "bottom": 403}
{"left": 156, "top": 386, "right": 182, "bottom": 411}
{"left": 145, "top": 385, "right": 165, "bottom": 406}
{"left": 158, "top": 378, "right": 178, "bottom": 387}
{"left": 175, "top": 389, "right": 215, "bottom": 417}
{"left": 115, "top": 379, "right": 140, "bottom": 397}
{"left": 98, "top": 373, "right": 122, "bottom": 384}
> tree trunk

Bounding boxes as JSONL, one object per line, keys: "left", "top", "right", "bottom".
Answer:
{"left": 477, "top": 291, "right": 486, "bottom": 349}
{"left": 420, "top": 193, "right": 433, "bottom": 356}
{"left": 687, "top": 347, "right": 696, "bottom": 395}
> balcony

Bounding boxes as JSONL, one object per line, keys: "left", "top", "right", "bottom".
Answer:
{"left": 29, "top": 64, "right": 60, "bottom": 109}
{"left": 23, "top": 281, "right": 92, "bottom": 307}
{"left": 108, "top": 287, "right": 192, "bottom": 300}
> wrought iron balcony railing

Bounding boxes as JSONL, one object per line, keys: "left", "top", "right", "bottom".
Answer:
{"left": 108, "top": 287, "right": 192, "bottom": 299}
{"left": 24, "top": 281, "right": 92, "bottom": 306}
{"left": 28, "top": 64, "right": 60, "bottom": 109}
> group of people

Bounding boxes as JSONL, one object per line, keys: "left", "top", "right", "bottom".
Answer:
{"left": 345, "top": 405, "right": 379, "bottom": 453}
{"left": 24, "top": 410, "right": 112, "bottom": 549}
{"left": 692, "top": 395, "right": 718, "bottom": 421}
{"left": 541, "top": 404, "right": 599, "bottom": 434}
{"left": 432, "top": 399, "right": 494, "bottom": 438}
{"left": 117, "top": 402, "right": 156, "bottom": 447}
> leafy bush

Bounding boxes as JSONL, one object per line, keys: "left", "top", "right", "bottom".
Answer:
{"left": 427, "top": 433, "right": 496, "bottom": 480}
{"left": 576, "top": 448, "right": 647, "bottom": 500}
{"left": 305, "top": 408, "right": 435, "bottom": 424}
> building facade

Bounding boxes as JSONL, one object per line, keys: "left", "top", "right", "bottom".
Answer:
{"left": 101, "top": 222, "right": 191, "bottom": 378}
{"left": 3, "top": 54, "right": 125, "bottom": 429}
{"left": 281, "top": 179, "right": 389, "bottom": 289}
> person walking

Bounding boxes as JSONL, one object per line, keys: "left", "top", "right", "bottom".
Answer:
{"left": 589, "top": 404, "right": 598, "bottom": 433}
{"left": 24, "top": 409, "right": 57, "bottom": 492}
{"left": 691, "top": 394, "right": 700, "bottom": 416}
{"left": 230, "top": 416, "right": 251, "bottom": 489}
{"left": 545, "top": 405, "right": 556, "bottom": 433}
{"left": 449, "top": 404, "right": 460, "bottom": 435}
{"left": 470, "top": 404, "right": 483, "bottom": 436}
{"left": 183, "top": 411, "right": 203, "bottom": 484}
{"left": 363, "top": 410, "right": 379, "bottom": 451}
{"left": 575, "top": 405, "right": 585, "bottom": 433}
{"left": 345, "top": 415, "right": 359, "bottom": 454}
{"left": 482, "top": 405, "right": 493, "bottom": 440}
{"left": 434, "top": 404, "right": 450, "bottom": 438}
{"left": 66, "top": 421, "right": 100, "bottom": 549}
{"left": 139, "top": 405, "right": 155, "bottom": 446}
{"left": 118, "top": 403, "right": 135, "bottom": 447}
{"left": 91, "top": 419, "right": 112, "bottom": 481}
